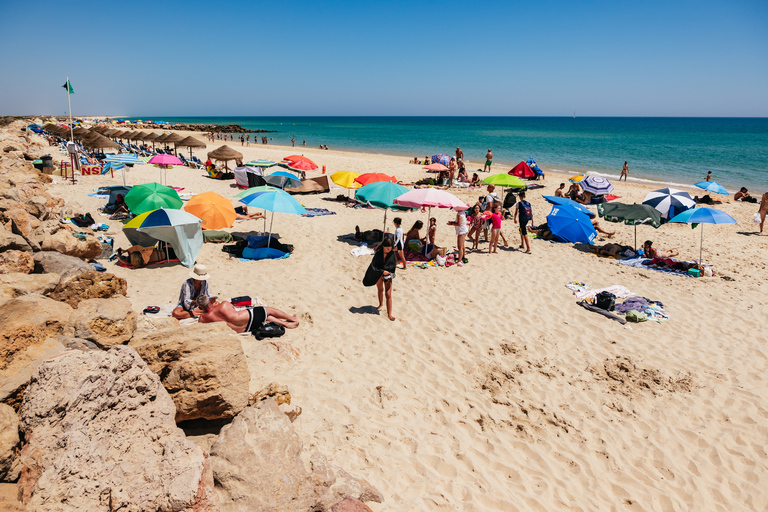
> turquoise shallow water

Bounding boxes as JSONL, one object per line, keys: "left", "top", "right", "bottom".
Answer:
{"left": 125, "top": 117, "right": 768, "bottom": 192}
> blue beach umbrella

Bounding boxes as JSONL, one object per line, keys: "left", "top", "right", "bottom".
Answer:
{"left": 239, "top": 189, "right": 307, "bottom": 248}
{"left": 668, "top": 207, "right": 736, "bottom": 265}
{"left": 542, "top": 196, "right": 595, "bottom": 217}
{"left": 104, "top": 153, "right": 147, "bottom": 185}
{"left": 546, "top": 203, "right": 597, "bottom": 244}
{"left": 694, "top": 181, "right": 729, "bottom": 195}
{"left": 355, "top": 181, "right": 412, "bottom": 232}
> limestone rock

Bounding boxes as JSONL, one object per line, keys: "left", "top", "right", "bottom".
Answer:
{"left": 0, "top": 404, "right": 20, "bottom": 482}
{"left": 32, "top": 251, "right": 91, "bottom": 277}
{"left": 0, "top": 483, "right": 25, "bottom": 511}
{"left": 72, "top": 296, "right": 137, "bottom": 348}
{"left": 0, "top": 251, "right": 34, "bottom": 274}
{"left": 28, "top": 220, "right": 62, "bottom": 245}
{"left": 0, "top": 226, "right": 32, "bottom": 252}
{"left": 136, "top": 315, "right": 180, "bottom": 333}
{"left": 331, "top": 498, "right": 374, "bottom": 512}
{"left": 211, "top": 399, "right": 383, "bottom": 512}
{"left": 40, "top": 230, "right": 102, "bottom": 261}
{"left": 23, "top": 196, "right": 50, "bottom": 221}
{"left": 129, "top": 323, "right": 249, "bottom": 422}
{"left": 250, "top": 382, "right": 292, "bottom": 406}
{"left": 0, "top": 273, "right": 60, "bottom": 307}
{"left": 47, "top": 271, "right": 127, "bottom": 308}
{"left": 18, "top": 345, "right": 216, "bottom": 511}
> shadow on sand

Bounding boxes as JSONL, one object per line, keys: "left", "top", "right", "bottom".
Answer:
{"left": 349, "top": 306, "right": 380, "bottom": 316}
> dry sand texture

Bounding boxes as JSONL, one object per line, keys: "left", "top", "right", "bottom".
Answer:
{"left": 47, "top": 133, "right": 768, "bottom": 511}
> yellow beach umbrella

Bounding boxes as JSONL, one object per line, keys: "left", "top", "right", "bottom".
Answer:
{"left": 331, "top": 171, "right": 361, "bottom": 189}
{"left": 569, "top": 173, "right": 591, "bottom": 183}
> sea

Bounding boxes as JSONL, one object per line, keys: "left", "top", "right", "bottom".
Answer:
{"left": 125, "top": 117, "right": 768, "bottom": 192}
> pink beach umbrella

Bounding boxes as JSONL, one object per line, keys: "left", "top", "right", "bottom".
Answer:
{"left": 394, "top": 188, "right": 468, "bottom": 228}
{"left": 148, "top": 154, "right": 184, "bottom": 185}
{"left": 422, "top": 163, "right": 449, "bottom": 172}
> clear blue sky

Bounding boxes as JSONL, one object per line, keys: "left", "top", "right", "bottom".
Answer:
{"left": 1, "top": 0, "right": 766, "bottom": 117}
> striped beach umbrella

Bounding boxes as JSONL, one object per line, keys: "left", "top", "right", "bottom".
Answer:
{"left": 431, "top": 154, "right": 451, "bottom": 167}
{"left": 581, "top": 175, "right": 614, "bottom": 195}
{"left": 642, "top": 188, "right": 695, "bottom": 220}
{"left": 247, "top": 159, "right": 278, "bottom": 168}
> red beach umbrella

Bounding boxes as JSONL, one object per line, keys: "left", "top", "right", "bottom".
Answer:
{"left": 354, "top": 173, "right": 397, "bottom": 186}
{"left": 284, "top": 155, "right": 318, "bottom": 167}
{"left": 286, "top": 160, "right": 317, "bottom": 171}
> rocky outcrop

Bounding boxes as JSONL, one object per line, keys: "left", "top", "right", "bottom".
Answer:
{"left": 0, "top": 251, "right": 34, "bottom": 274}
{"left": 129, "top": 323, "right": 249, "bottom": 422}
{"left": 47, "top": 271, "right": 127, "bottom": 308}
{"left": 71, "top": 296, "right": 137, "bottom": 348}
{"left": 210, "top": 399, "right": 383, "bottom": 512}
{"left": 331, "top": 498, "right": 375, "bottom": 512}
{"left": 18, "top": 345, "right": 216, "bottom": 511}
{"left": 0, "top": 225, "right": 32, "bottom": 253}
{"left": 32, "top": 251, "right": 91, "bottom": 277}
{"left": 40, "top": 230, "right": 102, "bottom": 261}
{"left": 0, "top": 404, "right": 20, "bottom": 482}
{"left": 0, "top": 273, "right": 60, "bottom": 307}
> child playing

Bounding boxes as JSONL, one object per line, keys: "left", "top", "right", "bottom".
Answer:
{"left": 393, "top": 217, "right": 407, "bottom": 269}
{"left": 514, "top": 190, "right": 533, "bottom": 253}
{"left": 489, "top": 204, "right": 502, "bottom": 254}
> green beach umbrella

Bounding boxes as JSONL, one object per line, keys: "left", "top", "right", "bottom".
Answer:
{"left": 124, "top": 182, "right": 183, "bottom": 215}
{"left": 598, "top": 202, "right": 661, "bottom": 250}
{"left": 355, "top": 181, "right": 412, "bottom": 232}
{"left": 482, "top": 174, "right": 526, "bottom": 188}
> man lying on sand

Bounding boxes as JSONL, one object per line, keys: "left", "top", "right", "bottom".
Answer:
{"left": 195, "top": 295, "right": 299, "bottom": 334}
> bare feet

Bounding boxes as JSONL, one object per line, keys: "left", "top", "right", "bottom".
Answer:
{"left": 388, "top": 314, "right": 396, "bottom": 321}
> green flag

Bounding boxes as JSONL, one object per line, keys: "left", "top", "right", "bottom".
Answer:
{"left": 62, "top": 80, "right": 74, "bottom": 94}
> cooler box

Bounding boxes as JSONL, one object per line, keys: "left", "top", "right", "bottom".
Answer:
{"left": 687, "top": 268, "right": 701, "bottom": 277}
{"left": 230, "top": 296, "right": 252, "bottom": 307}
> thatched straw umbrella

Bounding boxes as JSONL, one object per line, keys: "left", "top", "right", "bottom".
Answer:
{"left": 83, "top": 135, "right": 120, "bottom": 150}
{"left": 176, "top": 136, "right": 207, "bottom": 159}
{"left": 161, "top": 133, "right": 185, "bottom": 155}
{"left": 73, "top": 127, "right": 92, "bottom": 139}
{"left": 207, "top": 145, "right": 243, "bottom": 170}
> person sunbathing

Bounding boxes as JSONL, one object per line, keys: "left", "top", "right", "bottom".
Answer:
{"left": 642, "top": 240, "right": 678, "bottom": 259}
{"left": 235, "top": 208, "right": 265, "bottom": 220}
{"left": 196, "top": 295, "right": 299, "bottom": 333}
{"left": 591, "top": 243, "right": 630, "bottom": 258}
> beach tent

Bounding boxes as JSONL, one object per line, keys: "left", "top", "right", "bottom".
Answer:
{"left": 123, "top": 209, "right": 204, "bottom": 268}
{"left": 510, "top": 161, "right": 535, "bottom": 180}
{"left": 546, "top": 203, "right": 597, "bottom": 244}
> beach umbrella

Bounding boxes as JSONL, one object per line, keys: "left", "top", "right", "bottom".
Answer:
{"left": 569, "top": 173, "right": 591, "bottom": 183}
{"left": 510, "top": 161, "right": 535, "bottom": 179}
{"left": 283, "top": 155, "right": 317, "bottom": 167}
{"left": 546, "top": 203, "right": 597, "bottom": 244}
{"left": 239, "top": 189, "right": 307, "bottom": 248}
{"left": 694, "top": 181, "right": 729, "bottom": 196}
{"left": 354, "top": 173, "right": 397, "bottom": 186}
{"left": 176, "top": 136, "right": 207, "bottom": 159}
{"left": 394, "top": 188, "right": 468, "bottom": 229}
{"left": 148, "top": 154, "right": 184, "bottom": 185}
{"left": 234, "top": 185, "right": 279, "bottom": 199}
{"left": 124, "top": 182, "right": 182, "bottom": 214}
{"left": 127, "top": 208, "right": 203, "bottom": 268}
{"left": 331, "top": 171, "right": 361, "bottom": 189}
{"left": 581, "top": 175, "right": 614, "bottom": 195}
{"left": 542, "top": 196, "right": 595, "bottom": 217}
{"left": 247, "top": 159, "right": 278, "bottom": 168}
{"left": 207, "top": 145, "right": 243, "bottom": 170}
{"left": 184, "top": 191, "right": 236, "bottom": 230}
{"left": 422, "top": 163, "right": 449, "bottom": 172}
{"left": 264, "top": 171, "right": 303, "bottom": 189}
{"left": 83, "top": 135, "right": 120, "bottom": 150}
{"left": 355, "top": 182, "right": 412, "bottom": 232}
{"left": 161, "top": 132, "right": 184, "bottom": 152}
{"left": 483, "top": 173, "right": 525, "bottom": 189}
{"left": 431, "top": 154, "right": 451, "bottom": 167}
{"left": 104, "top": 153, "right": 146, "bottom": 186}
{"left": 597, "top": 202, "right": 661, "bottom": 250}
{"left": 642, "top": 188, "right": 695, "bottom": 220}
{"left": 284, "top": 159, "right": 317, "bottom": 171}
{"left": 668, "top": 207, "right": 737, "bottom": 265}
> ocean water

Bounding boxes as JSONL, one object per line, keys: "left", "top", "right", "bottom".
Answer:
{"left": 126, "top": 117, "right": 768, "bottom": 191}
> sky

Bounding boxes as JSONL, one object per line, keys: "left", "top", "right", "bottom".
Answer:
{"left": 0, "top": 0, "right": 766, "bottom": 117}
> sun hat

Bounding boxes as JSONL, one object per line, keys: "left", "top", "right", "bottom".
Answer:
{"left": 189, "top": 264, "right": 210, "bottom": 280}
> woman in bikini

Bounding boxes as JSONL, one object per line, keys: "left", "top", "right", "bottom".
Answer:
{"left": 642, "top": 240, "right": 678, "bottom": 259}
{"left": 758, "top": 192, "right": 768, "bottom": 234}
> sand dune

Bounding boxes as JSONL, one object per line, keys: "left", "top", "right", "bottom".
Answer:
{"left": 48, "top": 136, "right": 768, "bottom": 511}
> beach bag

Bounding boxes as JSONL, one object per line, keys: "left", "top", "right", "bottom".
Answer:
{"left": 435, "top": 254, "right": 447, "bottom": 266}
{"left": 594, "top": 291, "right": 616, "bottom": 311}
{"left": 755, "top": 212, "right": 762, "bottom": 223}
{"left": 625, "top": 310, "right": 647, "bottom": 323}
{"left": 253, "top": 322, "right": 285, "bottom": 340}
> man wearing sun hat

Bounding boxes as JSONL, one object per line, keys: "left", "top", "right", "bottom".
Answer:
{"left": 172, "top": 264, "right": 214, "bottom": 319}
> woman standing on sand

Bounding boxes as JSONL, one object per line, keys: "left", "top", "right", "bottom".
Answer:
{"left": 363, "top": 238, "right": 397, "bottom": 321}
{"left": 759, "top": 192, "right": 768, "bottom": 234}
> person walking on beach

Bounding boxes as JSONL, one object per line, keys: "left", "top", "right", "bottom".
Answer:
{"left": 393, "top": 217, "right": 407, "bottom": 269}
{"left": 514, "top": 190, "right": 533, "bottom": 253}
{"left": 484, "top": 149, "right": 493, "bottom": 172}
{"left": 448, "top": 208, "right": 468, "bottom": 265}
{"left": 448, "top": 157, "right": 456, "bottom": 187}
{"left": 291, "top": 137, "right": 295, "bottom": 147}
{"left": 759, "top": 192, "right": 768, "bottom": 234}
{"left": 620, "top": 161, "right": 628, "bottom": 181}
{"left": 456, "top": 146, "right": 464, "bottom": 163}
{"left": 362, "top": 238, "right": 397, "bottom": 321}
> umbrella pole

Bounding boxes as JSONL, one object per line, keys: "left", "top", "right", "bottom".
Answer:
{"left": 122, "top": 167, "right": 126, "bottom": 187}
{"left": 267, "top": 212, "right": 275, "bottom": 248}
{"left": 634, "top": 224, "right": 637, "bottom": 252}
{"left": 383, "top": 208, "right": 388, "bottom": 234}
{"left": 700, "top": 223, "right": 703, "bottom": 266}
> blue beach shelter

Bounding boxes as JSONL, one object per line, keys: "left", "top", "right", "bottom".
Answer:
{"left": 546, "top": 203, "right": 597, "bottom": 244}
{"left": 668, "top": 207, "right": 736, "bottom": 265}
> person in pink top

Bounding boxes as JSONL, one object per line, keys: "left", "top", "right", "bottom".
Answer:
{"left": 489, "top": 204, "right": 502, "bottom": 254}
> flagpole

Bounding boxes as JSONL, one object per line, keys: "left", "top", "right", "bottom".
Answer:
{"left": 66, "top": 77, "right": 73, "bottom": 142}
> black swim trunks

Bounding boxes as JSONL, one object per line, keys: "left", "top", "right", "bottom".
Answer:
{"left": 245, "top": 306, "right": 267, "bottom": 333}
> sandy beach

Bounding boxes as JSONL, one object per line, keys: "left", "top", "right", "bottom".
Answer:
{"left": 45, "top": 132, "right": 768, "bottom": 511}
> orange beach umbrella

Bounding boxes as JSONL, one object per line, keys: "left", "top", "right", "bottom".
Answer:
{"left": 183, "top": 191, "right": 236, "bottom": 230}
{"left": 354, "top": 173, "right": 397, "bottom": 186}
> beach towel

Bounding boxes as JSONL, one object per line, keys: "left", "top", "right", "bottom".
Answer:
{"left": 351, "top": 246, "right": 375, "bottom": 257}
{"left": 203, "top": 230, "right": 234, "bottom": 243}
{"left": 241, "top": 247, "right": 289, "bottom": 261}
{"left": 575, "top": 285, "right": 634, "bottom": 301}
{"left": 617, "top": 257, "right": 695, "bottom": 277}
{"left": 301, "top": 208, "right": 337, "bottom": 218}
{"left": 577, "top": 300, "right": 627, "bottom": 324}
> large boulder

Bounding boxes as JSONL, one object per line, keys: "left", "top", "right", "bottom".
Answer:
{"left": 32, "top": 251, "right": 91, "bottom": 277}
{"left": 1, "top": 209, "right": 37, "bottom": 238}
{"left": 47, "top": 271, "right": 127, "bottom": 308}
{"left": 0, "top": 251, "right": 34, "bottom": 274}
{"left": 210, "top": 399, "right": 382, "bottom": 512}
{"left": 28, "top": 220, "right": 62, "bottom": 246}
{"left": 129, "top": 323, "right": 249, "bottom": 422}
{"left": 18, "top": 345, "right": 216, "bottom": 512}
{"left": 0, "top": 404, "right": 20, "bottom": 482}
{"left": 40, "top": 230, "right": 102, "bottom": 261}
{"left": 71, "top": 296, "right": 137, "bottom": 348}
{"left": 0, "top": 226, "right": 32, "bottom": 253}
{"left": 0, "top": 273, "right": 60, "bottom": 307}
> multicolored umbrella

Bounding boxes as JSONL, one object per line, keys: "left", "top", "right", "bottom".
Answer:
{"left": 581, "top": 175, "right": 614, "bottom": 195}
{"left": 354, "top": 173, "right": 397, "bottom": 186}
{"left": 597, "top": 202, "right": 661, "bottom": 250}
{"left": 642, "top": 188, "right": 695, "bottom": 220}
{"left": 355, "top": 182, "right": 412, "bottom": 232}
{"left": 569, "top": 173, "right": 591, "bottom": 183}
{"left": 124, "top": 182, "right": 182, "bottom": 215}
{"left": 246, "top": 159, "right": 278, "bottom": 168}
{"left": 264, "top": 171, "right": 303, "bottom": 189}
{"left": 103, "top": 153, "right": 148, "bottom": 186}
{"left": 184, "top": 191, "right": 236, "bottom": 230}
{"left": 431, "top": 154, "right": 451, "bottom": 167}
{"left": 694, "top": 181, "right": 728, "bottom": 196}
{"left": 234, "top": 185, "right": 279, "bottom": 199}
{"left": 546, "top": 203, "right": 597, "bottom": 244}
{"left": 126, "top": 208, "right": 203, "bottom": 268}
{"left": 668, "top": 207, "right": 737, "bottom": 265}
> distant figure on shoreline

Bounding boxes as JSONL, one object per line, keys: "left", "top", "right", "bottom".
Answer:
{"left": 456, "top": 146, "right": 464, "bottom": 162}
{"left": 759, "top": 192, "right": 768, "bottom": 234}
{"left": 484, "top": 149, "right": 493, "bottom": 172}
{"left": 620, "top": 161, "right": 628, "bottom": 181}
{"left": 291, "top": 137, "right": 295, "bottom": 147}
{"left": 705, "top": 171, "right": 712, "bottom": 182}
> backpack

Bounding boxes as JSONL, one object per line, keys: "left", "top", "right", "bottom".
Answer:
{"left": 594, "top": 291, "right": 616, "bottom": 311}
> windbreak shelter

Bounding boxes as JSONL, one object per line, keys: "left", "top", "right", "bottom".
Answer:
{"left": 123, "top": 209, "right": 203, "bottom": 268}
